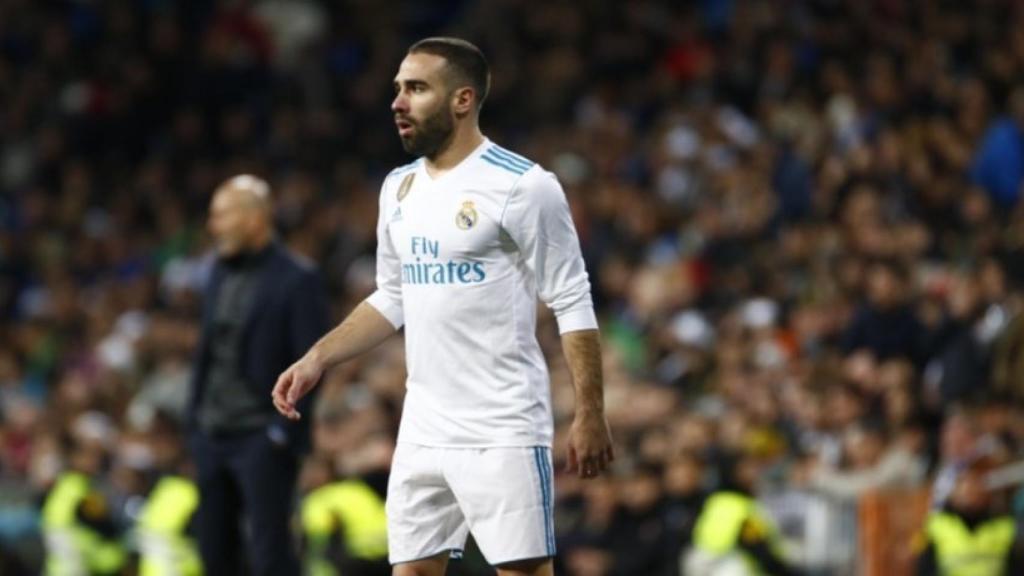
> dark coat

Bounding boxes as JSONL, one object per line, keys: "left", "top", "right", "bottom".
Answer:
{"left": 188, "top": 242, "right": 330, "bottom": 453}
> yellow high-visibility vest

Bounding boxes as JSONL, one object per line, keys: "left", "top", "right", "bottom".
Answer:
{"left": 692, "top": 490, "right": 782, "bottom": 575}
{"left": 302, "top": 480, "right": 388, "bottom": 576}
{"left": 41, "top": 472, "right": 126, "bottom": 576}
{"left": 926, "top": 511, "right": 1015, "bottom": 576}
{"left": 137, "top": 476, "right": 203, "bottom": 576}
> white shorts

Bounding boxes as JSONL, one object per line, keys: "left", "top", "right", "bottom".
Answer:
{"left": 386, "top": 442, "right": 556, "bottom": 566}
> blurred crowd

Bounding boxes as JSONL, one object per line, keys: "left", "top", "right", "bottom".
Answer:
{"left": 3, "top": 0, "right": 1024, "bottom": 574}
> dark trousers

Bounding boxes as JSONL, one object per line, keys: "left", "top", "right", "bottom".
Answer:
{"left": 190, "top": 430, "right": 300, "bottom": 576}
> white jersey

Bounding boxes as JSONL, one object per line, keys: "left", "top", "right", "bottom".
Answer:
{"left": 365, "top": 139, "right": 597, "bottom": 448}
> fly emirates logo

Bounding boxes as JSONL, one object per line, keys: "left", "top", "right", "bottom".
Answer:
{"left": 402, "top": 236, "right": 486, "bottom": 285}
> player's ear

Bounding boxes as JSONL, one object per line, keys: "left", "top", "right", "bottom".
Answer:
{"left": 452, "top": 86, "right": 476, "bottom": 117}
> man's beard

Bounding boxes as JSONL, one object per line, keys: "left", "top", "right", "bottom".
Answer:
{"left": 400, "top": 106, "right": 454, "bottom": 158}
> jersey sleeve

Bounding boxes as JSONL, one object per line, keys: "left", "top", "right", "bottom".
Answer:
{"left": 364, "top": 177, "right": 405, "bottom": 329}
{"left": 501, "top": 169, "right": 597, "bottom": 334}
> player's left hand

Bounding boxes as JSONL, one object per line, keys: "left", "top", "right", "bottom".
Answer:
{"left": 566, "top": 412, "right": 614, "bottom": 479}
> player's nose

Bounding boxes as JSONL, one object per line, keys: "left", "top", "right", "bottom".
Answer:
{"left": 391, "top": 92, "right": 408, "bottom": 113}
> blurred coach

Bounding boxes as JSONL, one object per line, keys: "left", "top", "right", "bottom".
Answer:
{"left": 187, "top": 175, "right": 330, "bottom": 575}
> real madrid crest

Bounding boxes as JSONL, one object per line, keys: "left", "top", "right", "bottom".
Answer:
{"left": 456, "top": 200, "right": 478, "bottom": 230}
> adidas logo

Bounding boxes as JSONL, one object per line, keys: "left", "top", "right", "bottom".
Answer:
{"left": 391, "top": 207, "right": 403, "bottom": 222}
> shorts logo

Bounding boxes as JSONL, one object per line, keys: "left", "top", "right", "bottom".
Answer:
{"left": 456, "top": 200, "right": 478, "bottom": 230}
{"left": 397, "top": 173, "right": 415, "bottom": 202}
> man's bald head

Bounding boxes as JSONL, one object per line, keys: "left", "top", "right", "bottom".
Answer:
{"left": 208, "top": 174, "right": 275, "bottom": 258}
{"left": 214, "top": 174, "right": 272, "bottom": 214}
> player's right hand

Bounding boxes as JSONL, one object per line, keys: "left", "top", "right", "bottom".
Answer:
{"left": 272, "top": 354, "right": 324, "bottom": 420}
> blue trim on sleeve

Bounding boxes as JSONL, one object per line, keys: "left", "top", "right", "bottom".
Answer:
{"left": 490, "top": 146, "right": 534, "bottom": 170}
{"left": 481, "top": 151, "right": 528, "bottom": 175}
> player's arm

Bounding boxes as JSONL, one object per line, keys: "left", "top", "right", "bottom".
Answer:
{"left": 502, "top": 168, "right": 613, "bottom": 478}
{"left": 273, "top": 302, "right": 398, "bottom": 420}
{"left": 306, "top": 303, "right": 397, "bottom": 370}
{"left": 273, "top": 178, "right": 405, "bottom": 420}
{"left": 562, "top": 328, "right": 614, "bottom": 477}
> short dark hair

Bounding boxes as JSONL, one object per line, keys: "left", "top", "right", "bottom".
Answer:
{"left": 409, "top": 37, "right": 490, "bottom": 109}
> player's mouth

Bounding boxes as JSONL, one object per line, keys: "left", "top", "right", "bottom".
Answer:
{"left": 396, "top": 118, "right": 415, "bottom": 138}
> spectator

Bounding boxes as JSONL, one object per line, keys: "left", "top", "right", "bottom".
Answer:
{"left": 915, "top": 460, "right": 1022, "bottom": 576}
{"left": 800, "top": 422, "right": 927, "bottom": 502}
{"left": 842, "top": 260, "right": 926, "bottom": 364}
{"left": 608, "top": 462, "right": 670, "bottom": 576}
{"left": 971, "top": 87, "right": 1024, "bottom": 209}
{"left": 684, "top": 451, "right": 802, "bottom": 576}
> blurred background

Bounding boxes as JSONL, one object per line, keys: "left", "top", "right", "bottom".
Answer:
{"left": 3, "top": 0, "right": 1024, "bottom": 574}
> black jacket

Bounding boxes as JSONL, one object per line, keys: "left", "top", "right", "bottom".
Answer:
{"left": 188, "top": 242, "right": 330, "bottom": 452}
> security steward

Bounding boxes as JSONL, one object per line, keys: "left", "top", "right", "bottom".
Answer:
{"left": 300, "top": 457, "right": 389, "bottom": 576}
{"left": 915, "top": 460, "right": 1023, "bottom": 576}
{"left": 41, "top": 438, "right": 126, "bottom": 576}
{"left": 135, "top": 473, "right": 201, "bottom": 576}
{"left": 684, "top": 452, "right": 801, "bottom": 576}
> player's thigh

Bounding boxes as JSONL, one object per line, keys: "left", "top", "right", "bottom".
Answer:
{"left": 391, "top": 551, "right": 449, "bottom": 576}
{"left": 447, "top": 447, "right": 556, "bottom": 565}
{"left": 387, "top": 443, "right": 470, "bottom": 564}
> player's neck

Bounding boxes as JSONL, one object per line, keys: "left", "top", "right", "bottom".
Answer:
{"left": 424, "top": 126, "right": 485, "bottom": 179}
